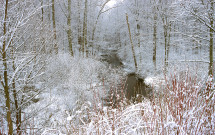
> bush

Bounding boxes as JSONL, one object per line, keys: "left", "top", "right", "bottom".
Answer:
{"left": 60, "top": 72, "right": 215, "bottom": 135}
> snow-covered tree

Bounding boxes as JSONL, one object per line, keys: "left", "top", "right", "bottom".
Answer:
{"left": 0, "top": 0, "right": 52, "bottom": 134}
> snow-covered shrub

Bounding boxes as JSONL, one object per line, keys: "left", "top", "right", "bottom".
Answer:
{"left": 160, "top": 72, "right": 215, "bottom": 134}
{"left": 24, "top": 53, "right": 125, "bottom": 134}
{"left": 60, "top": 72, "right": 214, "bottom": 135}
{"left": 23, "top": 56, "right": 214, "bottom": 135}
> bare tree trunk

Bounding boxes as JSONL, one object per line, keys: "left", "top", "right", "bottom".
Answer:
{"left": 67, "top": 0, "right": 73, "bottom": 56}
{"left": 209, "top": 0, "right": 214, "bottom": 75}
{"left": 77, "top": 0, "right": 82, "bottom": 45}
{"left": 207, "top": 1, "right": 214, "bottom": 129}
{"left": 153, "top": 2, "right": 157, "bottom": 71}
{"left": 126, "top": 14, "right": 138, "bottom": 70}
{"left": 163, "top": 20, "right": 168, "bottom": 68}
{"left": 11, "top": 46, "right": 21, "bottom": 135}
{"left": 135, "top": 0, "right": 140, "bottom": 48}
{"left": 209, "top": 26, "right": 213, "bottom": 75}
{"left": 12, "top": 84, "right": 21, "bottom": 135}
{"left": 167, "top": 23, "right": 171, "bottom": 60}
{"left": 82, "top": 0, "right": 88, "bottom": 57}
{"left": 40, "top": 0, "right": 47, "bottom": 53}
{"left": 162, "top": 16, "right": 171, "bottom": 73}
{"left": 2, "top": 0, "right": 13, "bottom": 134}
{"left": 41, "top": 0, "right": 44, "bottom": 22}
{"left": 12, "top": 79, "right": 22, "bottom": 135}
{"left": 52, "top": 0, "right": 58, "bottom": 54}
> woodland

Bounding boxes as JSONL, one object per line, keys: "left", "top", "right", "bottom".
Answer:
{"left": 0, "top": 0, "right": 215, "bottom": 134}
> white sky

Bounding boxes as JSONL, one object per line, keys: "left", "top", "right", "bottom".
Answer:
{"left": 107, "top": 0, "right": 124, "bottom": 7}
{"left": 107, "top": 0, "right": 117, "bottom": 7}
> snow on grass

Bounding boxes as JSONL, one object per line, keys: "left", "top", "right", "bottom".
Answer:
{"left": 75, "top": 72, "right": 214, "bottom": 135}
{"left": 23, "top": 53, "right": 126, "bottom": 134}
{"left": 34, "top": 69, "right": 214, "bottom": 135}
{"left": 20, "top": 53, "right": 215, "bottom": 134}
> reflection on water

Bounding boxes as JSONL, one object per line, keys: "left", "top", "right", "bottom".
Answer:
{"left": 125, "top": 73, "right": 152, "bottom": 101}
{"left": 101, "top": 51, "right": 152, "bottom": 102}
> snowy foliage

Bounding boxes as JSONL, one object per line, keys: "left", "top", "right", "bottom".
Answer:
{"left": 1, "top": 0, "right": 215, "bottom": 134}
{"left": 38, "top": 72, "right": 214, "bottom": 135}
{"left": 23, "top": 53, "right": 126, "bottom": 134}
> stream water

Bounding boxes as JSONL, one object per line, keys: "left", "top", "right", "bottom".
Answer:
{"left": 101, "top": 50, "right": 152, "bottom": 103}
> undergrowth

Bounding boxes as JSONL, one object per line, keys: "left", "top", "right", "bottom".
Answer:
{"left": 41, "top": 72, "right": 214, "bottom": 135}
{"left": 1, "top": 72, "right": 214, "bottom": 135}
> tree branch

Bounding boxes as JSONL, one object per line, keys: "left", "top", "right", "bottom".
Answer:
{"left": 183, "top": 5, "right": 215, "bottom": 32}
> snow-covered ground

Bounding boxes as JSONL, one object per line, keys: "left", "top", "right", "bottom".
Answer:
{"left": 18, "top": 50, "right": 214, "bottom": 135}
{"left": 22, "top": 53, "right": 126, "bottom": 134}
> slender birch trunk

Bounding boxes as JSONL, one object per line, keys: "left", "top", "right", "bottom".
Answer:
{"left": 52, "top": 0, "right": 58, "bottom": 54}
{"left": 153, "top": 2, "right": 157, "bottom": 70}
{"left": 67, "top": 0, "right": 73, "bottom": 56}
{"left": 82, "top": 0, "right": 88, "bottom": 57}
{"left": 126, "top": 13, "right": 138, "bottom": 70}
{"left": 209, "top": 0, "right": 214, "bottom": 75}
{"left": 2, "top": 0, "right": 13, "bottom": 134}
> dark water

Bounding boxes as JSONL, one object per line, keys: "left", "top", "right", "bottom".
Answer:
{"left": 101, "top": 53, "right": 123, "bottom": 68}
{"left": 101, "top": 51, "right": 152, "bottom": 102}
{"left": 125, "top": 73, "right": 152, "bottom": 101}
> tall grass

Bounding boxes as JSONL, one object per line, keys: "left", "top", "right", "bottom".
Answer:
{"left": 2, "top": 72, "right": 214, "bottom": 134}
{"left": 69, "top": 72, "right": 214, "bottom": 135}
